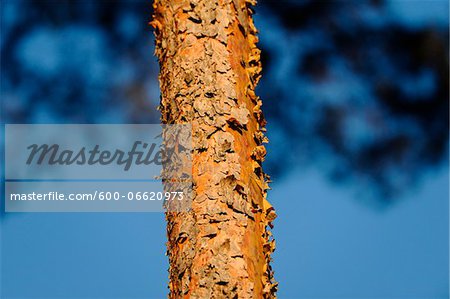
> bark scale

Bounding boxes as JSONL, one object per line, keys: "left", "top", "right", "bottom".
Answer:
{"left": 151, "top": 0, "right": 277, "bottom": 297}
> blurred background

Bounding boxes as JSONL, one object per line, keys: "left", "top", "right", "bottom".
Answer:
{"left": 1, "top": 0, "right": 448, "bottom": 298}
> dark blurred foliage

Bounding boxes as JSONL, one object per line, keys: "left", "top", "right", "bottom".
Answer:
{"left": 1, "top": 0, "right": 160, "bottom": 123}
{"left": 1, "top": 0, "right": 448, "bottom": 202}
{"left": 257, "top": 0, "right": 448, "bottom": 200}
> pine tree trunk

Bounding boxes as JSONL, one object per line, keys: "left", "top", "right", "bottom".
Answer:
{"left": 151, "top": 0, "right": 277, "bottom": 297}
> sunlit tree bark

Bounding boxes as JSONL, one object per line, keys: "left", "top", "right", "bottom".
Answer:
{"left": 151, "top": 0, "right": 277, "bottom": 297}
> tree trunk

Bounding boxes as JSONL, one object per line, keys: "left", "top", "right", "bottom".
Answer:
{"left": 151, "top": 0, "right": 277, "bottom": 297}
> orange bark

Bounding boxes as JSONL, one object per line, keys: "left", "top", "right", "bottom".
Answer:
{"left": 151, "top": 0, "right": 276, "bottom": 297}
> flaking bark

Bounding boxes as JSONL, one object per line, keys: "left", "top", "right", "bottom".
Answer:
{"left": 151, "top": 0, "right": 277, "bottom": 297}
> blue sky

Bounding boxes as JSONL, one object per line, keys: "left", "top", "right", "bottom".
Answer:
{"left": 1, "top": 165, "right": 448, "bottom": 298}
{"left": 273, "top": 168, "right": 448, "bottom": 298}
